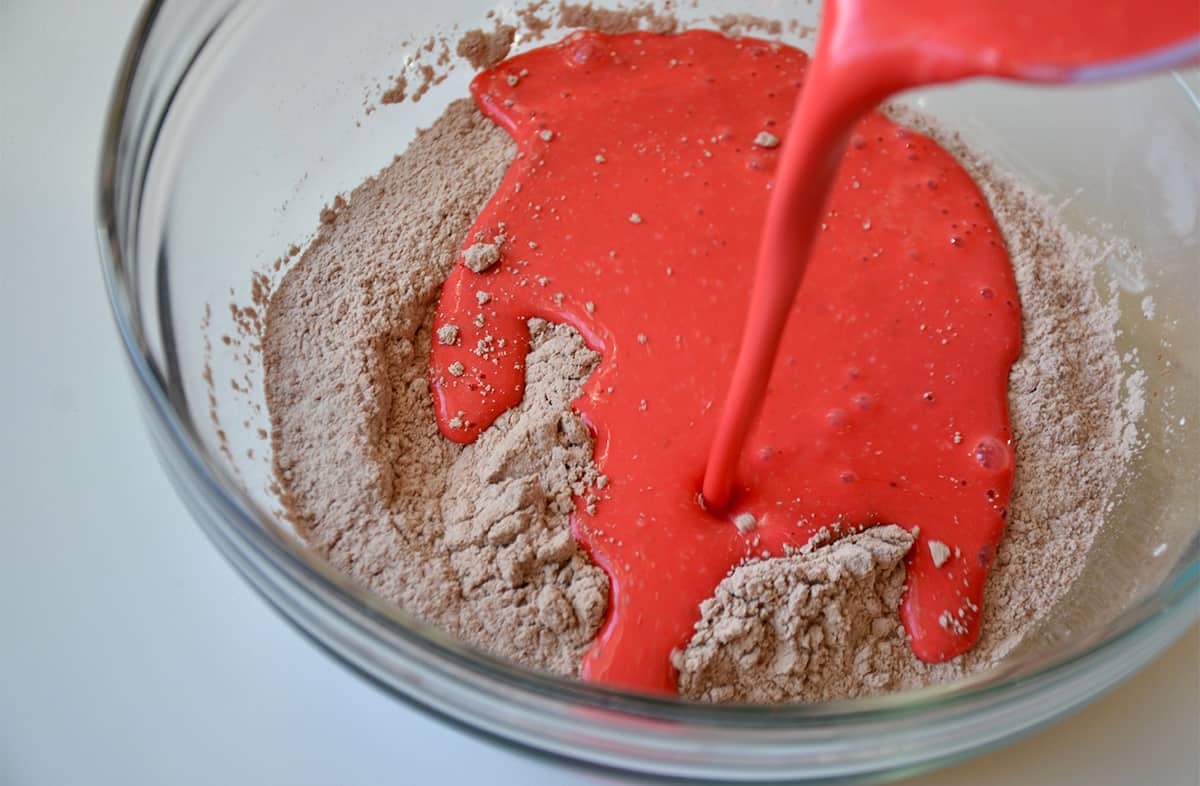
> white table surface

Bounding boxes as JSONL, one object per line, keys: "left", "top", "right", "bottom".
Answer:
{"left": 2, "top": 2, "right": 1197, "bottom": 784}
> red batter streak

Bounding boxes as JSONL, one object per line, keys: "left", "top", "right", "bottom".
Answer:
{"left": 432, "top": 30, "right": 1021, "bottom": 692}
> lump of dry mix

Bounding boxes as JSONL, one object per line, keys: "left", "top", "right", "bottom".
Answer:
{"left": 674, "top": 526, "right": 914, "bottom": 703}
{"left": 440, "top": 318, "right": 609, "bottom": 645}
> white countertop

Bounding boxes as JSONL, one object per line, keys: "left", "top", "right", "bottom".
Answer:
{"left": 1, "top": 2, "right": 1196, "bottom": 784}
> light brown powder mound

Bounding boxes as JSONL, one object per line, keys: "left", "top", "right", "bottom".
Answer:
{"left": 439, "top": 317, "right": 608, "bottom": 649}
{"left": 674, "top": 106, "right": 1136, "bottom": 702}
{"left": 674, "top": 526, "right": 915, "bottom": 703}
{"left": 263, "top": 99, "right": 607, "bottom": 675}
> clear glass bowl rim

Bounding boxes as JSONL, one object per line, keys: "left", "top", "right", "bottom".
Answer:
{"left": 96, "top": 0, "right": 1200, "bottom": 779}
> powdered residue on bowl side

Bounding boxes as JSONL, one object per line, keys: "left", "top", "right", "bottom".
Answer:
{"left": 371, "top": 2, "right": 815, "bottom": 112}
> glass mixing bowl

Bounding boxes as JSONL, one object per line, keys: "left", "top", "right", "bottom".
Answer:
{"left": 98, "top": 0, "right": 1199, "bottom": 781}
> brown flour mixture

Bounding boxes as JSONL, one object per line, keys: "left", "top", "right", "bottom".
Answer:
{"left": 262, "top": 97, "right": 1137, "bottom": 698}
{"left": 264, "top": 102, "right": 605, "bottom": 673}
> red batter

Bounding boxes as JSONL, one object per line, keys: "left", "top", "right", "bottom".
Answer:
{"left": 432, "top": 31, "right": 1019, "bottom": 692}
{"left": 431, "top": 7, "right": 1197, "bottom": 694}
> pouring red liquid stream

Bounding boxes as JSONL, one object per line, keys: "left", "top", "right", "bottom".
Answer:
{"left": 432, "top": 8, "right": 1198, "bottom": 694}
{"left": 703, "top": 0, "right": 1200, "bottom": 508}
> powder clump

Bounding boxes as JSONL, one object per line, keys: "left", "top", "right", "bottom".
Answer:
{"left": 463, "top": 242, "right": 502, "bottom": 272}
{"left": 754, "top": 131, "right": 781, "bottom": 148}
{"left": 674, "top": 526, "right": 914, "bottom": 703}
{"left": 457, "top": 24, "right": 518, "bottom": 70}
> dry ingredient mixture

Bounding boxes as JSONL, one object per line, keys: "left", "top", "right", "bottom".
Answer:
{"left": 259, "top": 90, "right": 1138, "bottom": 700}
{"left": 245, "top": 4, "right": 1160, "bottom": 698}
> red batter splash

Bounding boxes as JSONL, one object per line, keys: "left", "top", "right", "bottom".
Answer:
{"left": 431, "top": 31, "right": 1021, "bottom": 692}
